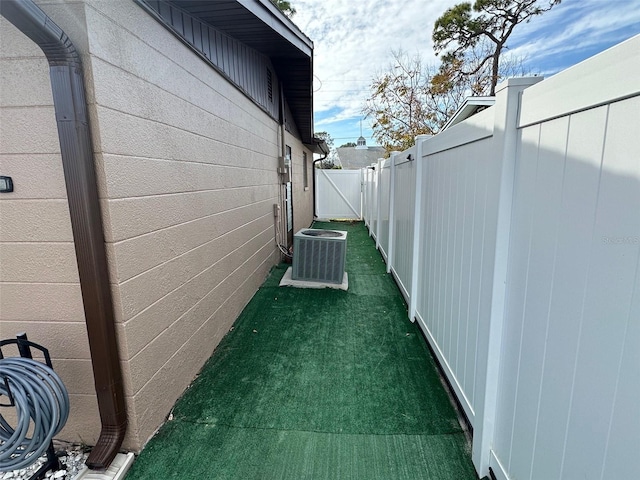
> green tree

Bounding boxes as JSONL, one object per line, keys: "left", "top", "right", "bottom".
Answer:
{"left": 270, "top": 0, "right": 296, "bottom": 18}
{"left": 314, "top": 131, "right": 340, "bottom": 168}
{"left": 433, "top": 0, "right": 560, "bottom": 95}
{"left": 339, "top": 142, "right": 357, "bottom": 148}
{"left": 364, "top": 49, "right": 532, "bottom": 152}
{"left": 363, "top": 52, "right": 436, "bottom": 153}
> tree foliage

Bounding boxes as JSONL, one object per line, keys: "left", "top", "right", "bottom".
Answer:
{"left": 314, "top": 131, "right": 341, "bottom": 168}
{"left": 270, "top": 0, "right": 296, "bottom": 18}
{"left": 433, "top": 0, "right": 560, "bottom": 95}
{"left": 339, "top": 142, "right": 357, "bottom": 148}
{"left": 365, "top": 0, "right": 556, "bottom": 153}
{"left": 364, "top": 49, "right": 532, "bottom": 153}
{"left": 363, "top": 52, "right": 437, "bottom": 153}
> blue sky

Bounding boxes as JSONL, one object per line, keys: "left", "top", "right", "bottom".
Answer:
{"left": 291, "top": 0, "right": 640, "bottom": 147}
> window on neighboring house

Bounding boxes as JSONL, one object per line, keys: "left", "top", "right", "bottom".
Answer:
{"left": 303, "top": 152, "right": 308, "bottom": 188}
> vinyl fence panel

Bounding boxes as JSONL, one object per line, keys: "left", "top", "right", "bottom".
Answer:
{"left": 390, "top": 148, "right": 416, "bottom": 302}
{"left": 377, "top": 159, "right": 391, "bottom": 259}
{"left": 416, "top": 108, "right": 497, "bottom": 427}
{"left": 333, "top": 36, "right": 640, "bottom": 480}
{"left": 315, "top": 169, "right": 362, "bottom": 219}
{"left": 491, "top": 50, "right": 640, "bottom": 480}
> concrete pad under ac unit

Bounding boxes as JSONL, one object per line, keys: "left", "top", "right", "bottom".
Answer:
{"left": 279, "top": 267, "right": 348, "bottom": 291}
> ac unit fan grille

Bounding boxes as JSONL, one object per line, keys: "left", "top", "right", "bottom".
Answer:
{"left": 292, "top": 230, "right": 347, "bottom": 284}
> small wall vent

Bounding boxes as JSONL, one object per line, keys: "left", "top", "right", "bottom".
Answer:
{"left": 292, "top": 229, "right": 347, "bottom": 284}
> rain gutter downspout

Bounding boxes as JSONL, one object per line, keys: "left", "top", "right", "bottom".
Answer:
{"left": 0, "top": 0, "right": 127, "bottom": 470}
{"left": 312, "top": 143, "right": 329, "bottom": 218}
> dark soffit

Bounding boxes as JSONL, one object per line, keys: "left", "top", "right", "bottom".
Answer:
{"left": 171, "top": 0, "right": 315, "bottom": 143}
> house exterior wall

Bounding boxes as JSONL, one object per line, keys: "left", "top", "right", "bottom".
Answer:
{"left": 287, "top": 132, "right": 314, "bottom": 232}
{"left": 138, "top": 0, "right": 282, "bottom": 123}
{"left": 1, "top": 0, "right": 311, "bottom": 452}
{"left": 0, "top": 7, "right": 102, "bottom": 444}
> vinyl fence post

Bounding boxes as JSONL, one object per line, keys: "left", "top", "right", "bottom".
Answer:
{"left": 409, "top": 135, "right": 431, "bottom": 321}
{"left": 472, "top": 77, "right": 543, "bottom": 476}
{"left": 386, "top": 152, "right": 399, "bottom": 274}
{"left": 375, "top": 158, "right": 382, "bottom": 250}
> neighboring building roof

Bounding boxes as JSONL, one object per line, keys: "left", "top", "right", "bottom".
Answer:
{"left": 146, "top": 0, "right": 315, "bottom": 143}
{"left": 337, "top": 137, "right": 385, "bottom": 169}
{"left": 441, "top": 96, "right": 495, "bottom": 131}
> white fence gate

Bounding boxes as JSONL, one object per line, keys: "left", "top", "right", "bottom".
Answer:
{"left": 315, "top": 168, "right": 362, "bottom": 219}
{"left": 359, "top": 36, "right": 640, "bottom": 480}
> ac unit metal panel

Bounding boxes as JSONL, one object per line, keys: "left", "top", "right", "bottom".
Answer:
{"left": 292, "top": 229, "right": 347, "bottom": 284}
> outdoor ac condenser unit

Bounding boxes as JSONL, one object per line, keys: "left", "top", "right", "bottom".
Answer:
{"left": 292, "top": 229, "right": 347, "bottom": 284}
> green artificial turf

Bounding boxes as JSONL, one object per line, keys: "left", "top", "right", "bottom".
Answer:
{"left": 125, "top": 222, "right": 479, "bottom": 480}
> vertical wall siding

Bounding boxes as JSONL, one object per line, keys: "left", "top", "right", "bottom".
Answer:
{"left": 493, "top": 95, "right": 640, "bottom": 480}
{"left": 390, "top": 154, "right": 416, "bottom": 300}
{"left": 141, "top": 0, "right": 280, "bottom": 121}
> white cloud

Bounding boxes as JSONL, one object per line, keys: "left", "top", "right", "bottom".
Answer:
{"left": 293, "top": 0, "right": 460, "bottom": 121}
{"left": 289, "top": 0, "right": 640, "bottom": 135}
{"left": 507, "top": 0, "right": 640, "bottom": 70}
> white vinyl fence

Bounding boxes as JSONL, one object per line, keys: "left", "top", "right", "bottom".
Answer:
{"left": 377, "top": 158, "right": 391, "bottom": 260}
{"left": 360, "top": 36, "right": 640, "bottom": 480}
{"left": 388, "top": 146, "right": 416, "bottom": 301}
{"left": 315, "top": 168, "right": 362, "bottom": 219}
{"left": 363, "top": 165, "right": 375, "bottom": 230}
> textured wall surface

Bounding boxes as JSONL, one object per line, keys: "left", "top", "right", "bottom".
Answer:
{"left": 1, "top": 0, "right": 313, "bottom": 452}
{"left": 0, "top": 4, "right": 102, "bottom": 444}
{"left": 289, "top": 137, "right": 314, "bottom": 232}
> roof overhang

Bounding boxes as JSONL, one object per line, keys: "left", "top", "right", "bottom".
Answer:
{"left": 171, "top": 0, "right": 315, "bottom": 143}
{"left": 441, "top": 96, "right": 495, "bottom": 131}
{"left": 305, "top": 137, "right": 330, "bottom": 155}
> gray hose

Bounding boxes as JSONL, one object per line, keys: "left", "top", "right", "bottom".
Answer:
{"left": 0, "top": 357, "right": 69, "bottom": 471}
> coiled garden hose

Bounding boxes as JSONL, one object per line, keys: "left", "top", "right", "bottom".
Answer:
{"left": 0, "top": 357, "right": 70, "bottom": 471}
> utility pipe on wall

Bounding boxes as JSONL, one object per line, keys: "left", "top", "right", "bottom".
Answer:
{"left": 0, "top": 0, "right": 127, "bottom": 470}
{"left": 312, "top": 151, "right": 328, "bottom": 219}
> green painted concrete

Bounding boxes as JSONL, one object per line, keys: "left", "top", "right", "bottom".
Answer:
{"left": 125, "top": 222, "right": 479, "bottom": 480}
